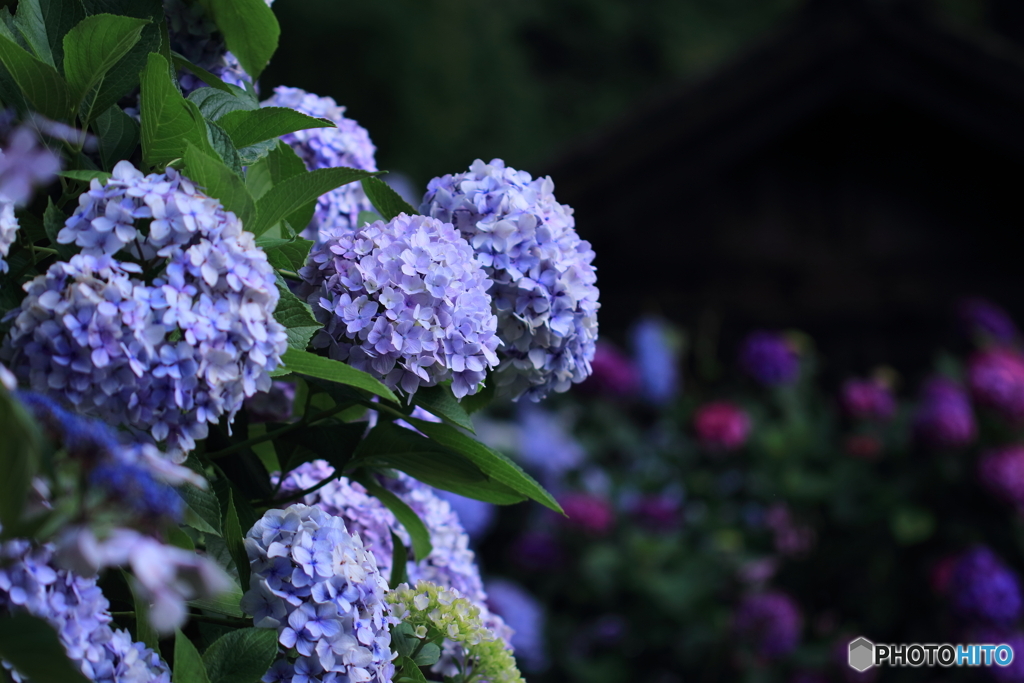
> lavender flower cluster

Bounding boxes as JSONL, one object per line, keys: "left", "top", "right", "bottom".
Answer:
{"left": 968, "top": 348, "right": 1024, "bottom": 422}
{"left": 301, "top": 213, "right": 500, "bottom": 397}
{"left": 0, "top": 540, "right": 170, "bottom": 683}
{"left": 241, "top": 505, "right": 395, "bottom": 683}
{"left": 0, "top": 124, "right": 62, "bottom": 275}
{"left": 979, "top": 446, "right": 1024, "bottom": 511}
{"left": 261, "top": 87, "right": 377, "bottom": 241}
{"left": 948, "top": 546, "right": 1022, "bottom": 625}
{"left": 733, "top": 592, "right": 802, "bottom": 659}
{"left": 914, "top": 377, "right": 976, "bottom": 447}
{"left": 3, "top": 161, "right": 287, "bottom": 456}
{"left": 739, "top": 331, "right": 800, "bottom": 387}
{"left": 422, "top": 158, "right": 600, "bottom": 401}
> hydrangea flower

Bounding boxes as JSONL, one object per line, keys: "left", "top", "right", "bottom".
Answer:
{"left": 733, "top": 592, "right": 802, "bottom": 659}
{"left": 433, "top": 489, "right": 496, "bottom": 540}
{"left": 484, "top": 579, "right": 547, "bottom": 672}
{"left": 840, "top": 378, "right": 895, "bottom": 421}
{"left": 300, "top": 213, "right": 499, "bottom": 398}
{"left": 0, "top": 125, "right": 61, "bottom": 206}
{"left": 3, "top": 161, "right": 287, "bottom": 457}
{"left": 979, "top": 446, "right": 1024, "bottom": 511}
{"left": 629, "top": 317, "right": 679, "bottom": 405}
{"left": 163, "top": 0, "right": 274, "bottom": 94}
{"left": 583, "top": 341, "right": 639, "bottom": 397}
{"left": 968, "top": 348, "right": 1024, "bottom": 421}
{"left": 421, "top": 158, "right": 600, "bottom": 401}
{"left": 693, "top": 401, "right": 751, "bottom": 452}
{"left": 913, "top": 377, "right": 976, "bottom": 448}
{"left": 240, "top": 504, "right": 395, "bottom": 683}
{"left": 949, "top": 547, "right": 1022, "bottom": 625}
{"left": 558, "top": 493, "right": 614, "bottom": 536}
{"left": 958, "top": 297, "right": 1018, "bottom": 345}
{"left": 388, "top": 581, "right": 525, "bottom": 683}
{"left": 515, "top": 405, "right": 585, "bottom": 484}
{"left": 0, "top": 540, "right": 170, "bottom": 682}
{"left": 740, "top": 331, "right": 800, "bottom": 386}
{"left": 261, "top": 87, "right": 377, "bottom": 241}
{"left": 0, "top": 195, "right": 17, "bottom": 276}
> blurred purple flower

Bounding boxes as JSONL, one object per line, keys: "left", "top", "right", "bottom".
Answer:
{"left": 841, "top": 378, "right": 895, "bottom": 421}
{"left": 631, "top": 494, "right": 682, "bottom": 532}
{"left": 433, "top": 489, "right": 496, "bottom": 540}
{"left": 949, "top": 546, "right": 1022, "bottom": 625}
{"left": 693, "top": 401, "right": 751, "bottom": 452}
{"left": 509, "top": 532, "right": 564, "bottom": 572}
{"left": 739, "top": 331, "right": 800, "bottom": 387}
{"left": 733, "top": 592, "right": 802, "bottom": 659}
{"left": 559, "top": 493, "right": 614, "bottom": 536}
{"left": 629, "top": 316, "right": 679, "bottom": 405}
{"left": 582, "top": 342, "right": 640, "bottom": 397}
{"left": 515, "top": 405, "right": 586, "bottom": 483}
{"left": 914, "top": 377, "right": 976, "bottom": 448}
{"left": 958, "top": 297, "right": 1018, "bottom": 345}
{"left": 969, "top": 348, "right": 1024, "bottom": 421}
{"left": 0, "top": 126, "right": 60, "bottom": 206}
{"left": 979, "top": 445, "right": 1024, "bottom": 512}
{"left": 484, "top": 579, "right": 548, "bottom": 672}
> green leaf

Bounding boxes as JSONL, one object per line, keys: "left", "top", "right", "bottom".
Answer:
{"left": 249, "top": 167, "right": 380, "bottom": 237}
{"left": 123, "top": 570, "right": 159, "bottom": 651}
{"left": 223, "top": 489, "right": 250, "bottom": 591}
{"left": 260, "top": 236, "right": 312, "bottom": 272}
{"left": 412, "top": 384, "right": 474, "bottom": 433}
{"left": 0, "top": 387, "right": 41, "bottom": 531}
{"left": 412, "top": 642, "right": 441, "bottom": 667}
{"left": 186, "top": 586, "right": 245, "bottom": 619}
{"left": 62, "top": 13, "right": 149, "bottom": 110}
{"left": 195, "top": 0, "right": 278, "bottom": 81}
{"left": 356, "top": 210, "right": 382, "bottom": 227}
{"left": 361, "top": 176, "right": 417, "bottom": 221}
{"left": 58, "top": 169, "right": 111, "bottom": 182}
{"left": 277, "top": 422, "right": 364, "bottom": 475}
{"left": 183, "top": 142, "right": 255, "bottom": 226}
{"left": 43, "top": 198, "right": 75, "bottom": 260}
{"left": 236, "top": 138, "right": 276, "bottom": 167}
{"left": 13, "top": 0, "right": 53, "bottom": 65}
{"left": 245, "top": 139, "right": 307, "bottom": 201}
{"left": 172, "top": 52, "right": 235, "bottom": 94}
{"left": 391, "top": 623, "right": 418, "bottom": 658}
{"left": 0, "top": 32, "right": 70, "bottom": 120}
{"left": 205, "top": 120, "right": 242, "bottom": 176}
{"left": 39, "top": 0, "right": 87, "bottom": 71}
{"left": 217, "top": 107, "right": 333, "bottom": 150}
{"left": 356, "top": 475, "right": 432, "bottom": 561}
{"left": 94, "top": 104, "right": 139, "bottom": 170}
{"left": 166, "top": 525, "right": 195, "bottom": 551}
{"left": 408, "top": 417, "right": 561, "bottom": 513}
{"left": 140, "top": 52, "right": 208, "bottom": 169}
{"left": 394, "top": 656, "right": 428, "bottom": 683}
{"left": 173, "top": 629, "right": 211, "bottom": 683}
{"left": 277, "top": 348, "right": 399, "bottom": 403}
{"left": 203, "top": 628, "right": 278, "bottom": 683}
{"left": 177, "top": 482, "right": 222, "bottom": 536}
{"left": 0, "top": 613, "right": 91, "bottom": 683}
{"left": 458, "top": 379, "right": 494, "bottom": 415}
{"left": 273, "top": 278, "right": 321, "bottom": 351}
{"left": 389, "top": 530, "right": 409, "bottom": 589}
{"left": 187, "top": 85, "right": 257, "bottom": 121}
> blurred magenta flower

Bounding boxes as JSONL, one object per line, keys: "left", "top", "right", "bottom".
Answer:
{"left": 914, "top": 377, "right": 976, "bottom": 447}
{"left": 840, "top": 378, "right": 895, "bottom": 421}
{"left": 968, "top": 348, "right": 1024, "bottom": 421}
{"left": 559, "top": 493, "right": 614, "bottom": 536}
{"left": 693, "top": 401, "right": 751, "bottom": 452}
{"left": 733, "top": 591, "right": 802, "bottom": 659}
{"left": 739, "top": 331, "right": 800, "bottom": 387}
{"left": 583, "top": 341, "right": 640, "bottom": 397}
{"left": 958, "top": 297, "right": 1018, "bottom": 345}
{"left": 979, "top": 445, "right": 1024, "bottom": 512}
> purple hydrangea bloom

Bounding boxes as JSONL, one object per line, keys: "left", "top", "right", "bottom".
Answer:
{"left": 261, "top": 87, "right": 377, "bottom": 241}
{"left": 0, "top": 540, "right": 170, "bottom": 683}
{"left": 0, "top": 125, "right": 61, "bottom": 207}
{"left": 4, "top": 161, "right": 287, "bottom": 457}
{"left": 740, "top": 331, "right": 800, "bottom": 387}
{"left": 421, "top": 158, "right": 600, "bottom": 401}
{"left": 979, "top": 446, "right": 1024, "bottom": 511}
{"left": 240, "top": 504, "right": 394, "bottom": 683}
{"left": 914, "top": 377, "right": 976, "bottom": 448}
{"left": 515, "top": 405, "right": 586, "bottom": 484}
{"left": 432, "top": 489, "right": 496, "bottom": 540}
{"left": 840, "top": 378, "right": 896, "bottom": 421}
{"left": 484, "top": 579, "right": 548, "bottom": 672}
{"left": 629, "top": 317, "right": 679, "bottom": 405}
{"left": 163, "top": 0, "right": 274, "bottom": 94}
{"left": 0, "top": 196, "right": 17, "bottom": 275}
{"left": 949, "top": 547, "right": 1022, "bottom": 625}
{"left": 300, "top": 213, "right": 499, "bottom": 398}
{"left": 733, "top": 592, "right": 802, "bottom": 659}
{"left": 958, "top": 297, "right": 1018, "bottom": 345}
{"left": 968, "top": 349, "right": 1024, "bottom": 421}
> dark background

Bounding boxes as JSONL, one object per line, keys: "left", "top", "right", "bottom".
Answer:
{"left": 264, "top": 0, "right": 1024, "bottom": 385}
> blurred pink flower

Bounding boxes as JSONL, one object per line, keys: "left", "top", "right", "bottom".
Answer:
{"left": 694, "top": 401, "right": 751, "bottom": 452}
{"left": 560, "top": 493, "right": 615, "bottom": 535}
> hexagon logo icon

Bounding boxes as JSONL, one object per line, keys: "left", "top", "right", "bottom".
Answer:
{"left": 848, "top": 637, "right": 875, "bottom": 672}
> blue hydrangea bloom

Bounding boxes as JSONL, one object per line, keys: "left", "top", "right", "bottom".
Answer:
{"left": 261, "top": 87, "right": 377, "bottom": 241}
{"left": 421, "top": 159, "right": 600, "bottom": 401}
{"left": 949, "top": 546, "right": 1022, "bottom": 625}
{"left": 629, "top": 316, "right": 680, "bottom": 405}
{"left": 0, "top": 540, "right": 170, "bottom": 683}
{"left": 0, "top": 125, "right": 61, "bottom": 207}
{"left": 515, "top": 405, "right": 585, "bottom": 485}
{"left": 484, "top": 579, "right": 548, "bottom": 672}
{"left": 739, "top": 331, "right": 800, "bottom": 386}
{"left": 240, "top": 504, "right": 394, "bottom": 683}
{"left": 0, "top": 196, "right": 17, "bottom": 275}
{"left": 300, "top": 213, "right": 499, "bottom": 398}
{"left": 3, "top": 161, "right": 287, "bottom": 457}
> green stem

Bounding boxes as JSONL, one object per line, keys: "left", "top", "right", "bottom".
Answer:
{"left": 207, "top": 402, "right": 352, "bottom": 460}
